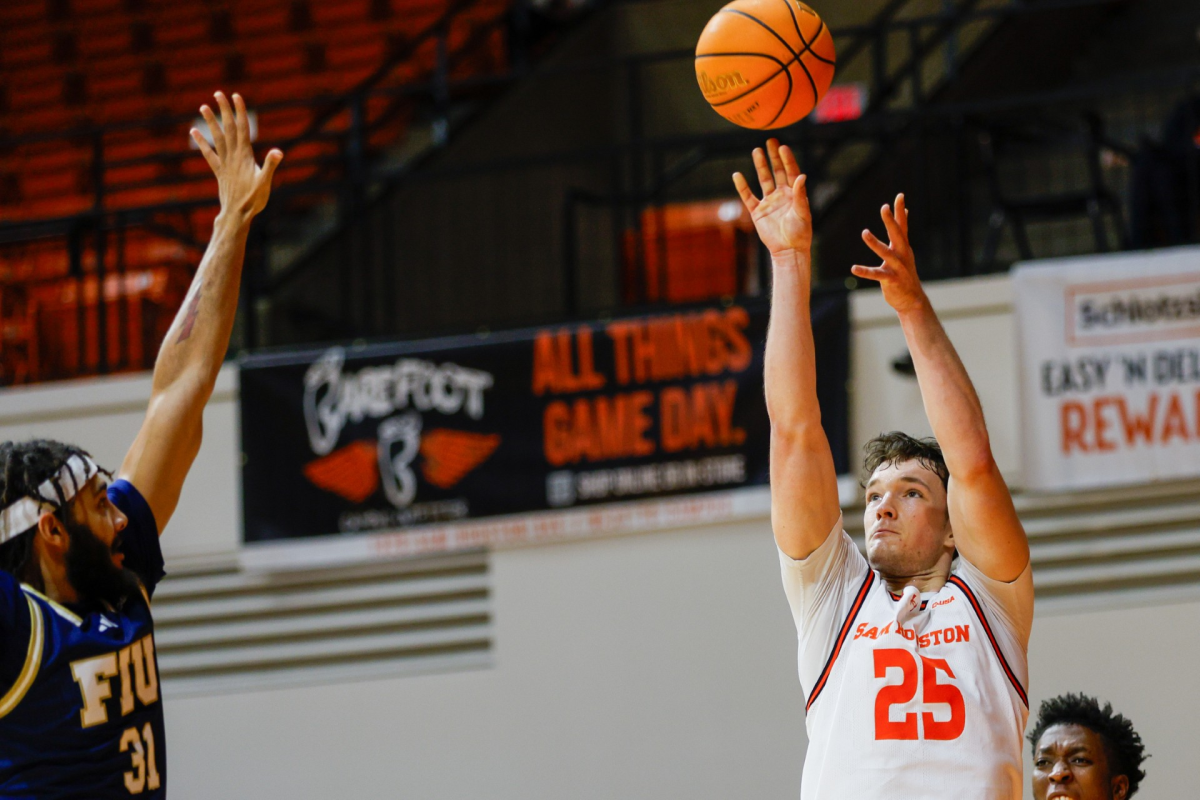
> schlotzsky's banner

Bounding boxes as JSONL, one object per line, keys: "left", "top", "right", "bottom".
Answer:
{"left": 239, "top": 295, "right": 848, "bottom": 569}
{"left": 1014, "top": 245, "right": 1200, "bottom": 491}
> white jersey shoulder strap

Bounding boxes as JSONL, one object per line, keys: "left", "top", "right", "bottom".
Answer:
{"left": 805, "top": 565, "right": 875, "bottom": 713}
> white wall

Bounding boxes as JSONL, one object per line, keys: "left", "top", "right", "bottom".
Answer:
{"left": 166, "top": 519, "right": 810, "bottom": 799}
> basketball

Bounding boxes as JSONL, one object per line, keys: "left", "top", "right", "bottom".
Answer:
{"left": 695, "top": 0, "right": 836, "bottom": 129}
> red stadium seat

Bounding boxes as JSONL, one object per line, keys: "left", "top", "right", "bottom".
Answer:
{"left": 624, "top": 202, "right": 758, "bottom": 305}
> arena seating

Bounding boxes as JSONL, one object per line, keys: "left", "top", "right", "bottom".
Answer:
{"left": 0, "top": 0, "right": 512, "bottom": 382}
{"left": 624, "top": 201, "right": 757, "bottom": 305}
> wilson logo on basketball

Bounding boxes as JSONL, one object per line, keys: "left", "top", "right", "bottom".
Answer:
{"left": 698, "top": 71, "right": 749, "bottom": 97}
{"left": 303, "top": 430, "right": 501, "bottom": 503}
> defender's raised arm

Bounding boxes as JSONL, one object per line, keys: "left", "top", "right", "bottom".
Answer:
{"left": 734, "top": 140, "right": 839, "bottom": 560}
{"left": 119, "top": 91, "right": 283, "bottom": 532}
{"left": 854, "top": 197, "right": 1028, "bottom": 581}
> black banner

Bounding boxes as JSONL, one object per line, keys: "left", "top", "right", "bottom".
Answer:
{"left": 240, "top": 294, "right": 848, "bottom": 545}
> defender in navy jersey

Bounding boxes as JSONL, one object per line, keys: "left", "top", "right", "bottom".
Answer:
{"left": 0, "top": 92, "right": 282, "bottom": 799}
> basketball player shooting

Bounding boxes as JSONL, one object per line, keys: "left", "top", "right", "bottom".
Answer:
{"left": 734, "top": 139, "right": 1033, "bottom": 797}
{"left": 0, "top": 92, "right": 281, "bottom": 797}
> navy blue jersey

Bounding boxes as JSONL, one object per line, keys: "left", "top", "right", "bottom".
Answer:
{"left": 0, "top": 480, "right": 166, "bottom": 799}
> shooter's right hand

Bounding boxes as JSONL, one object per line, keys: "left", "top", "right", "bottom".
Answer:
{"left": 732, "top": 138, "right": 812, "bottom": 258}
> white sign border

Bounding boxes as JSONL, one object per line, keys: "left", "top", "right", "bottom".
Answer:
{"left": 240, "top": 484, "right": 776, "bottom": 572}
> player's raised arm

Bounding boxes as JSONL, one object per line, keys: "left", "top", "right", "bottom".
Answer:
{"left": 118, "top": 91, "right": 283, "bottom": 532}
{"left": 734, "top": 140, "right": 840, "bottom": 560}
{"left": 854, "top": 197, "right": 1028, "bottom": 581}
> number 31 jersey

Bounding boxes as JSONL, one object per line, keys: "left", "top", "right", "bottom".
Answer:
{"left": 779, "top": 515, "right": 1033, "bottom": 800}
{"left": 0, "top": 480, "right": 166, "bottom": 799}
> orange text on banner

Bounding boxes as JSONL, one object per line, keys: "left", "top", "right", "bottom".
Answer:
{"left": 606, "top": 307, "right": 752, "bottom": 385}
{"left": 1059, "top": 389, "right": 1200, "bottom": 454}
{"left": 532, "top": 326, "right": 606, "bottom": 395}
{"left": 544, "top": 391, "right": 656, "bottom": 466}
{"left": 660, "top": 380, "right": 746, "bottom": 453}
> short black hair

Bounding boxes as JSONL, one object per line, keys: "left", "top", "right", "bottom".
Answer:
{"left": 862, "top": 431, "right": 948, "bottom": 491}
{"left": 1028, "top": 693, "right": 1148, "bottom": 796}
{"left": 0, "top": 439, "right": 104, "bottom": 589}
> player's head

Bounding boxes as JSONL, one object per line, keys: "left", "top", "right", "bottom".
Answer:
{"left": 0, "top": 439, "right": 136, "bottom": 611}
{"left": 1029, "top": 693, "right": 1148, "bottom": 800}
{"left": 861, "top": 432, "right": 953, "bottom": 577}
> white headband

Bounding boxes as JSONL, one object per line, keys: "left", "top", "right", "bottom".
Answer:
{"left": 0, "top": 454, "right": 101, "bottom": 544}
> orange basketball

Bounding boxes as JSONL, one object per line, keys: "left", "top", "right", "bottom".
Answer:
{"left": 695, "top": 0, "right": 836, "bottom": 130}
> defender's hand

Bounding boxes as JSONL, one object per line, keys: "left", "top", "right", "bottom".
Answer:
{"left": 190, "top": 91, "right": 283, "bottom": 223}
{"left": 733, "top": 139, "right": 812, "bottom": 258}
{"left": 852, "top": 194, "right": 927, "bottom": 313}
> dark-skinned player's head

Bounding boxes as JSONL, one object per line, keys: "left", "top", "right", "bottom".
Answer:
{"left": 1029, "top": 693, "right": 1148, "bottom": 800}
{"left": 0, "top": 439, "right": 136, "bottom": 612}
{"left": 861, "top": 431, "right": 953, "bottom": 577}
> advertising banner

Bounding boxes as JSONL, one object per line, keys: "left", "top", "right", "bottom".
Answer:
{"left": 240, "top": 294, "right": 848, "bottom": 568}
{"left": 1014, "top": 246, "right": 1200, "bottom": 491}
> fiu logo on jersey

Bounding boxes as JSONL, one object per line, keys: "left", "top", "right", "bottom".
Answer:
{"left": 70, "top": 633, "right": 159, "bottom": 728}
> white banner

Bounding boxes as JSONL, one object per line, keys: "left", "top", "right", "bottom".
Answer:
{"left": 1014, "top": 246, "right": 1200, "bottom": 491}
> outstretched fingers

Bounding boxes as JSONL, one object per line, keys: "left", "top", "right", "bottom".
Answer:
{"left": 732, "top": 172, "right": 759, "bottom": 213}
{"left": 214, "top": 91, "right": 237, "bottom": 152}
{"left": 752, "top": 148, "right": 775, "bottom": 196}
{"left": 199, "top": 104, "right": 224, "bottom": 157}
{"left": 894, "top": 193, "right": 909, "bottom": 235}
{"left": 779, "top": 144, "right": 802, "bottom": 186}
{"left": 190, "top": 128, "right": 220, "bottom": 171}
{"left": 862, "top": 228, "right": 895, "bottom": 263}
{"left": 792, "top": 173, "right": 810, "bottom": 219}
{"left": 880, "top": 203, "right": 906, "bottom": 249}
{"left": 260, "top": 148, "right": 284, "bottom": 185}
{"left": 233, "top": 93, "right": 251, "bottom": 151}
{"left": 850, "top": 264, "right": 890, "bottom": 283}
{"left": 766, "top": 139, "right": 788, "bottom": 189}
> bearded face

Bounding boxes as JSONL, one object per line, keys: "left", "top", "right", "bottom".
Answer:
{"left": 63, "top": 516, "right": 141, "bottom": 612}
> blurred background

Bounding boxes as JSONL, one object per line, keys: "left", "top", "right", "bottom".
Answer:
{"left": 0, "top": 0, "right": 1198, "bottom": 796}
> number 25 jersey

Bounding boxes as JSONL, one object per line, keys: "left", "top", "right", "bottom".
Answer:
{"left": 779, "top": 515, "right": 1033, "bottom": 799}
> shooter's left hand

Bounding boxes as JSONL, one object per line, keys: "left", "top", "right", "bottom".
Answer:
{"left": 852, "top": 194, "right": 928, "bottom": 314}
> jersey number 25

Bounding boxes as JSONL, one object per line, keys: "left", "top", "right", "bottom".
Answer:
{"left": 873, "top": 648, "right": 965, "bottom": 740}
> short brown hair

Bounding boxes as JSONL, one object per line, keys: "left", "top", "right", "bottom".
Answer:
{"left": 862, "top": 431, "right": 948, "bottom": 490}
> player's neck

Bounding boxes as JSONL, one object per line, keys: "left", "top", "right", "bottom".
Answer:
{"left": 878, "top": 569, "right": 948, "bottom": 596}
{"left": 37, "top": 557, "right": 79, "bottom": 606}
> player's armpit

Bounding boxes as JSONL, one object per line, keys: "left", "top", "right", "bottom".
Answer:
{"left": 770, "top": 425, "right": 841, "bottom": 561}
{"left": 946, "top": 461, "right": 1029, "bottom": 584}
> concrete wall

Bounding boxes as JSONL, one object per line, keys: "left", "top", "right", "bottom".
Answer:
{"left": 1, "top": 274, "right": 1194, "bottom": 798}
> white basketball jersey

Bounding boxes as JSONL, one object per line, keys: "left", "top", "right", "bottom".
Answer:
{"left": 780, "top": 518, "right": 1033, "bottom": 799}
